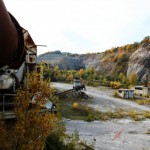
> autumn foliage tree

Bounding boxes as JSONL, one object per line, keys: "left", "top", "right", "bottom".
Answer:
{"left": 110, "top": 81, "right": 121, "bottom": 89}
{"left": 0, "top": 72, "right": 64, "bottom": 150}
{"left": 79, "top": 69, "right": 84, "bottom": 78}
{"left": 129, "top": 72, "right": 138, "bottom": 85}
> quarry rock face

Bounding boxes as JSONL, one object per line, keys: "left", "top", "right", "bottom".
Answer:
{"left": 37, "top": 42, "right": 150, "bottom": 81}
{"left": 127, "top": 43, "right": 150, "bottom": 81}
{"left": 37, "top": 51, "right": 85, "bottom": 70}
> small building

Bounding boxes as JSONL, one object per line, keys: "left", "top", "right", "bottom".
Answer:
{"left": 133, "top": 86, "right": 150, "bottom": 97}
{"left": 117, "top": 89, "right": 134, "bottom": 99}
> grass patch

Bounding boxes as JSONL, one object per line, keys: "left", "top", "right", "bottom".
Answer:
{"left": 136, "top": 99, "right": 150, "bottom": 106}
{"left": 144, "top": 111, "right": 150, "bottom": 118}
{"left": 113, "top": 90, "right": 119, "bottom": 97}
{"left": 145, "top": 129, "right": 150, "bottom": 134}
{"left": 58, "top": 92, "right": 150, "bottom": 121}
{"left": 45, "top": 130, "right": 95, "bottom": 150}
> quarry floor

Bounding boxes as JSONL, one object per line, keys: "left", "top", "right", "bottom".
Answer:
{"left": 52, "top": 82, "right": 150, "bottom": 150}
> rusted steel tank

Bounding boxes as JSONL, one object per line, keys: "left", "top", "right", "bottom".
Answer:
{"left": 0, "top": 0, "right": 37, "bottom": 92}
{"left": 0, "top": 0, "right": 24, "bottom": 68}
{"left": 0, "top": 0, "right": 36, "bottom": 69}
{"left": 0, "top": 0, "right": 37, "bottom": 116}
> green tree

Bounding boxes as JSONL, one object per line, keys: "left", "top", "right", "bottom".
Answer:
{"left": 129, "top": 72, "right": 138, "bottom": 85}
{"left": 105, "top": 75, "right": 112, "bottom": 81}
{"left": 93, "top": 72, "right": 99, "bottom": 80}
{"left": 118, "top": 73, "right": 126, "bottom": 83}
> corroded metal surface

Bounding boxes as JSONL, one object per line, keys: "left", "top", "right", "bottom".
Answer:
{"left": 0, "top": 0, "right": 37, "bottom": 117}
{"left": 0, "top": 0, "right": 37, "bottom": 69}
{"left": 0, "top": 0, "right": 19, "bottom": 67}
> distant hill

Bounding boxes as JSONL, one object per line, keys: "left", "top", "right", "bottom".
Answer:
{"left": 37, "top": 36, "right": 150, "bottom": 81}
{"left": 37, "top": 50, "right": 85, "bottom": 70}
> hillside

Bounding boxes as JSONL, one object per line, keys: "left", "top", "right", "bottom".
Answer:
{"left": 37, "top": 37, "right": 150, "bottom": 81}
{"left": 37, "top": 51, "right": 85, "bottom": 70}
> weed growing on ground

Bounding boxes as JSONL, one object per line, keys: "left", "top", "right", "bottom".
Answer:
{"left": 145, "top": 129, "right": 150, "bottom": 135}
{"left": 144, "top": 111, "right": 150, "bottom": 118}
{"left": 113, "top": 90, "right": 119, "bottom": 97}
{"left": 45, "top": 130, "right": 95, "bottom": 150}
{"left": 59, "top": 92, "right": 150, "bottom": 122}
{"left": 137, "top": 99, "right": 150, "bottom": 105}
{"left": 142, "top": 146, "right": 149, "bottom": 150}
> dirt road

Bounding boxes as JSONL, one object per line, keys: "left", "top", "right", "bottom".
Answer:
{"left": 52, "top": 82, "right": 150, "bottom": 112}
{"left": 52, "top": 82, "right": 150, "bottom": 150}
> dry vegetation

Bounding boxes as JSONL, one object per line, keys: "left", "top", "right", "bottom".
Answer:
{"left": 0, "top": 72, "right": 94, "bottom": 150}
{"left": 59, "top": 92, "right": 150, "bottom": 122}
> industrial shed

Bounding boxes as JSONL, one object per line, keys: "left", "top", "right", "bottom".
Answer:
{"left": 133, "top": 86, "right": 150, "bottom": 97}
{"left": 117, "top": 89, "right": 134, "bottom": 99}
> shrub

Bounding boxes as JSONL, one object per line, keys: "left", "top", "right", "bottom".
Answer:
{"left": 117, "top": 54, "right": 129, "bottom": 65}
{"left": 0, "top": 72, "right": 63, "bottom": 150}
{"left": 110, "top": 81, "right": 120, "bottom": 89}
{"left": 86, "top": 113, "right": 96, "bottom": 122}
{"left": 137, "top": 100, "right": 145, "bottom": 105}
{"left": 113, "top": 90, "right": 119, "bottom": 97}
{"left": 45, "top": 131, "right": 95, "bottom": 150}
{"left": 72, "top": 102, "right": 79, "bottom": 109}
{"left": 144, "top": 111, "right": 150, "bottom": 118}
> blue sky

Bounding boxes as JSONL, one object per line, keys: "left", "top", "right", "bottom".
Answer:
{"left": 4, "top": 0, "right": 150, "bottom": 55}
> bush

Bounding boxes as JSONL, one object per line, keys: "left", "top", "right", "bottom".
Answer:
{"left": 144, "top": 111, "right": 150, "bottom": 118}
{"left": 72, "top": 102, "right": 79, "bottom": 109}
{"left": 44, "top": 134, "right": 70, "bottom": 150}
{"left": 86, "top": 113, "right": 96, "bottom": 122}
{"left": 117, "top": 54, "right": 129, "bottom": 65}
{"left": 45, "top": 131, "right": 94, "bottom": 150}
{"left": 110, "top": 81, "right": 120, "bottom": 89}
{"left": 113, "top": 90, "right": 119, "bottom": 97}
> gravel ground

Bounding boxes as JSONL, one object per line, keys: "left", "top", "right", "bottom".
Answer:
{"left": 52, "top": 83, "right": 150, "bottom": 150}
{"left": 64, "top": 119, "right": 150, "bottom": 150}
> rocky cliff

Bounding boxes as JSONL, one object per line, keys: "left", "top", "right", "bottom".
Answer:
{"left": 37, "top": 51, "right": 85, "bottom": 70}
{"left": 127, "top": 43, "right": 150, "bottom": 81}
{"left": 37, "top": 39, "right": 150, "bottom": 81}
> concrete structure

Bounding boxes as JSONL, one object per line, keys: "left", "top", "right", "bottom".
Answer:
{"left": 117, "top": 89, "right": 134, "bottom": 99}
{"left": 133, "top": 86, "right": 150, "bottom": 97}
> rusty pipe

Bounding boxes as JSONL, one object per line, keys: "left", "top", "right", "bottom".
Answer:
{"left": 0, "top": 0, "right": 24, "bottom": 69}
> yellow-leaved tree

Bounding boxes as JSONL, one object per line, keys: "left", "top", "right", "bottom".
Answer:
{"left": 79, "top": 69, "right": 84, "bottom": 78}
{"left": 0, "top": 72, "right": 65, "bottom": 150}
{"left": 129, "top": 72, "right": 138, "bottom": 86}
